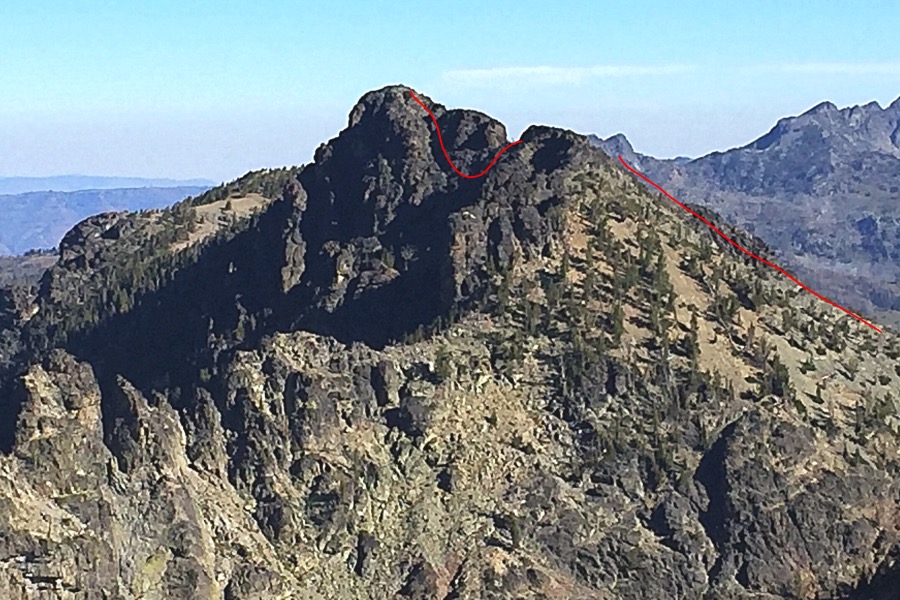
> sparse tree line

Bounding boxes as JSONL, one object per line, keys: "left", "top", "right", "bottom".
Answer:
{"left": 30, "top": 198, "right": 261, "bottom": 349}
{"left": 187, "top": 167, "right": 301, "bottom": 207}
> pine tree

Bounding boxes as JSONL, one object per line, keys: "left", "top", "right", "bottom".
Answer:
{"left": 699, "top": 237, "right": 713, "bottom": 261}
{"left": 624, "top": 262, "right": 639, "bottom": 290}
{"left": 688, "top": 310, "right": 700, "bottom": 363}
{"left": 594, "top": 210, "right": 609, "bottom": 245}
{"left": 593, "top": 331, "right": 608, "bottom": 356}
{"left": 524, "top": 300, "right": 539, "bottom": 336}
{"left": 781, "top": 308, "right": 795, "bottom": 332}
{"left": 759, "top": 352, "right": 793, "bottom": 399}
{"left": 583, "top": 268, "right": 596, "bottom": 302}
{"left": 611, "top": 300, "right": 625, "bottom": 345}
{"left": 752, "top": 279, "right": 766, "bottom": 307}
{"left": 497, "top": 272, "right": 512, "bottom": 315}
{"left": 546, "top": 281, "right": 561, "bottom": 311}
{"left": 770, "top": 353, "right": 793, "bottom": 398}
{"left": 799, "top": 354, "right": 816, "bottom": 374}
{"left": 654, "top": 250, "right": 667, "bottom": 286}
{"left": 435, "top": 346, "right": 454, "bottom": 383}
{"left": 684, "top": 254, "right": 704, "bottom": 280}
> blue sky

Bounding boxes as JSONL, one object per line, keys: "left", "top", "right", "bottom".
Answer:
{"left": 1, "top": 0, "right": 899, "bottom": 182}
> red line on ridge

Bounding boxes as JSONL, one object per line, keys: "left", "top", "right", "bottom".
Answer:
{"left": 617, "top": 155, "right": 881, "bottom": 333}
{"left": 408, "top": 90, "right": 523, "bottom": 179}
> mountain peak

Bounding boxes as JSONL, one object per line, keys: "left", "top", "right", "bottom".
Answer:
{"left": 607, "top": 133, "right": 637, "bottom": 157}
{"left": 347, "top": 85, "right": 430, "bottom": 128}
{"left": 605, "top": 132, "right": 632, "bottom": 147}
{"left": 586, "top": 133, "right": 635, "bottom": 160}
{"left": 2, "top": 85, "right": 900, "bottom": 600}
{"left": 803, "top": 100, "right": 838, "bottom": 116}
{"left": 338, "top": 84, "right": 510, "bottom": 165}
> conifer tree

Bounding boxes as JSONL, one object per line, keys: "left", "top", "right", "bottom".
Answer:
{"left": 611, "top": 300, "right": 624, "bottom": 345}
{"left": 435, "top": 346, "right": 454, "bottom": 383}
{"left": 687, "top": 309, "right": 700, "bottom": 365}
{"left": 758, "top": 352, "right": 793, "bottom": 399}
{"left": 583, "top": 268, "right": 596, "bottom": 302}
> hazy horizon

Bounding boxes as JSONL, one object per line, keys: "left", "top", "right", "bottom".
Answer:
{"left": 2, "top": 1, "right": 898, "bottom": 183}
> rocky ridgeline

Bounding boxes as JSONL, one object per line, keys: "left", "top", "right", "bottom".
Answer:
{"left": 0, "top": 86, "right": 898, "bottom": 599}
{"left": 591, "top": 97, "right": 900, "bottom": 329}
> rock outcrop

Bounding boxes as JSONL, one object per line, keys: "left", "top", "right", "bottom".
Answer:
{"left": 0, "top": 85, "right": 898, "bottom": 599}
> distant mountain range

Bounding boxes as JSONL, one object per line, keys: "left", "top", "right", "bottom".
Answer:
{"left": 0, "top": 175, "right": 215, "bottom": 195}
{"left": 591, "top": 96, "right": 900, "bottom": 328}
{"left": 0, "top": 185, "right": 210, "bottom": 255}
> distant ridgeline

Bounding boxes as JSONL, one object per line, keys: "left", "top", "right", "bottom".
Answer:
{"left": 0, "top": 175, "right": 215, "bottom": 195}
{"left": 0, "top": 166, "right": 297, "bottom": 356}
{"left": 590, "top": 97, "right": 900, "bottom": 329}
{"left": 0, "top": 168, "right": 299, "bottom": 293}
{"left": 0, "top": 185, "right": 211, "bottom": 256}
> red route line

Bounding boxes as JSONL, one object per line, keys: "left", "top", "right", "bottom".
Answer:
{"left": 617, "top": 155, "right": 882, "bottom": 333}
{"left": 408, "top": 90, "right": 523, "bottom": 179}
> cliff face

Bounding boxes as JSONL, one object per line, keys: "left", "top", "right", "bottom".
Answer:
{"left": 0, "top": 86, "right": 899, "bottom": 599}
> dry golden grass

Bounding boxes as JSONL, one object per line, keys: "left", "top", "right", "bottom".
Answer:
{"left": 170, "top": 193, "right": 272, "bottom": 252}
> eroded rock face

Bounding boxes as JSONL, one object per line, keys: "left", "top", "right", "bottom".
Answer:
{"left": 3, "top": 331, "right": 896, "bottom": 599}
{"left": 696, "top": 412, "right": 900, "bottom": 598}
{"left": 0, "top": 351, "right": 210, "bottom": 598}
{"left": 0, "top": 286, "right": 36, "bottom": 377}
{"left": 279, "top": 87, "right": 594, "bottom": 347}
{"left": 0, "top": 86, "right": 898, "bottom": 599}
{"left": 58, "top": 213, "right": 135, "bottom": 269}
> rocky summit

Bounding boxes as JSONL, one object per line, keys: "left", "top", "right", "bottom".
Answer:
{"left": 0, "top": 85, "right": 899, "bottom": 599}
